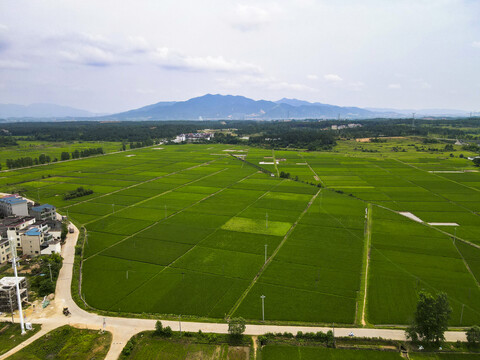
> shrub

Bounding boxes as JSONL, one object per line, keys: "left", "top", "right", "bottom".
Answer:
{"left": 228, "top": 317, "right": 246, "bottom": 338}
{"left": 467, "top": 325, "right": 480, "bottom": 346}
{"left": 258, "top": 335, "right": 268, "bottom": 346}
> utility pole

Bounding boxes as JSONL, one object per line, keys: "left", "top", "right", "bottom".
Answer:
{"left": 48, "top": 263, "right": 53, "bottom": 282}
{"left": 260, "top": 295, "right": 266, "bottom": 321}
{"left": 126, "top": 270, "right": 129, "bottom": 279}
{"left": 264, "top": 244, "right": 268, "bottom": 264}
{"left": 112, "top": 204, "right": 115, "bottom": 213}
{"left": 10, "top": 239, "right": 25, "bottom": 334}
{"left": 179, "top": 315, "right": 182, "bottom": 333}
{"left": 460, "top": 304, "right": 465, "bottom": 325}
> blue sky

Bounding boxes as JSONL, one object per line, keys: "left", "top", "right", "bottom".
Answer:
{"left": 0, "top": 0, "right": 479, "bottom": 113}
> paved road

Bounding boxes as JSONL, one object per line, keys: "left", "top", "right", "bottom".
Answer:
{"left": 0, "top": 213, "right": 468, "bottom": 360}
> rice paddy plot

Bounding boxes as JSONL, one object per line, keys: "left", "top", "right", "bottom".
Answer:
{"left": 367, "top": 206, "right": 480, "bottom": 325}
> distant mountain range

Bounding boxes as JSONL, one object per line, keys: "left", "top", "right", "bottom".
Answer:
{"left": 0, "top": 103, "right": 103, "bottom": 119}
{"left": 0, "top": 95, "right": 471, "bottom": 120}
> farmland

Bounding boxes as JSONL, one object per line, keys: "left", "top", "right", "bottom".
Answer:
{"left": 0, "top": 140, "right": 122, "bottom": 169}
{"left": 1, "top": 137, "right": 479, "bottom": 326}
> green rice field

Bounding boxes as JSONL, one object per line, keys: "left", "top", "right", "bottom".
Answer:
{"left": 1, "top": 138, "right": 479, "bottom": 326}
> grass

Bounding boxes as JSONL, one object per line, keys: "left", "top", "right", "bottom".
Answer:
{"left": 221, "top": 217, "right": 292, "bottom": 237}
{"left": 119, "top": 331, "right": 251, "bottom": 360}
{"left": 6, "top": 325, "right": 111, "bottom": 360}
{"left": 0, "top": 323, "right": 41, "bottom": 356}
{"left": 261, "top": 345, "right": 402, "bottom": 359}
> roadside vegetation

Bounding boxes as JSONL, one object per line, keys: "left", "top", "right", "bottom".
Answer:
{"left": 0, "top": 323, "right": 41, "bottom": 356}
{"left": 6, "top": 325, "right": 111, "bottom": 360}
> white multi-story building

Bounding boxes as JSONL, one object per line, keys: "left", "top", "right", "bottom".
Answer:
{"left": 0, "top": 276, "right": 28, "bottom": 312}
{"left": 0, "top": 195, "right": 28, "bottom": 217}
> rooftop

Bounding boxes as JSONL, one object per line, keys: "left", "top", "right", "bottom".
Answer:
{"left": 0, "top": 277, "right": 25, "bottom": 287}
{"left": 31, "top": 204, "right": 56, "bottom": 211}
{"left": 0, "top": 195, "right": 27, "bottom": 205}
{"left": 25, "top": 227, "right": 42, "bottom": 236}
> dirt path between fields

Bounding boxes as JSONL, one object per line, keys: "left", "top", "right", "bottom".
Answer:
{"left": 361, "top": 204, "right": 372, "bottom": 326}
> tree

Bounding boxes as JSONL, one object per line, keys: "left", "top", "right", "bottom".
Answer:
{"left": 473, "top": 158, "right": 480, "bottom": 167}
{"left": 406, "top": 291, "right": 452, "bottom": 343}
{"left": 155, "top": 320, "right": 163, "bottom": 335}
{"left": 61, "top": 151, "right": 70, "bottom": 161}
{"left": 467, "top": 326, "right": 480, "bottom": 346}
{"left": 154, "top": 320, "right": 172, "bottom": 337}
{"left": 228, "top": 317, "right": 246, "bottom": 338}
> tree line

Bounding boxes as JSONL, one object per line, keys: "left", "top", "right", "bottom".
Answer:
{"left": 61, "top": 147, "right": 104, "bottom": 160}
{"left": 6, "top": 153, "right": 53, "bottom": 169}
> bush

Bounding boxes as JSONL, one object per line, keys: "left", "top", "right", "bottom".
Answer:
{"left": 467, "top": 325, "right": 480, "bottom": 346}
{"left": 258, "top": 335, "right": 268, "bottom": 346}
{"left": 154, "top": 321, "right": 172, "bottom": 337}
{"left": 206, "top": 333, "right": 217, "bottom": 343}
{"left": 154, "top": 320, "right": 163, "bottom": 335}
{"left": 122, "top": 338, "right": 136, "bottom": 356}
{"left": 228, "top": 317, "right": 246, "bottom": 338}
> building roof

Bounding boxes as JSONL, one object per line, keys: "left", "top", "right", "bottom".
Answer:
{"left": 0, "top": 195, "right": 27, "bottom": 205}
{"left": 25, "top": 227, "right": 42, "bottom": 236}
{"left": 0, "top": 277, "right": 25, "bottom": 287}
{"left": 31, "top": 204, "right": 56, "bottom": 211}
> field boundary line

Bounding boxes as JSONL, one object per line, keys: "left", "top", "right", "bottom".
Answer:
{"left": 452, "top": 239, "right": 480, "bottom": 289}
{"left": 81, "top": 167, "right": 229, "bottom": 226}
{"left": 357, "top": 203, "right": 372, "bottom": 327}
{"left": 298, "top": 152, "right": 325, "bottom": 186}
{"left": 83, "top": 168, "right": 252, "bottom": 261}
{"left": 100, "top": 171, "right": 264, "bottom": 311}
{"left": 226, "top": 188, "right": 322, "bottom": 318}
{"left": 62, "top": 157, "right": 222, "bottom": 209}
{"left": 272, "top": 149, "right": 280, "bottom": 177}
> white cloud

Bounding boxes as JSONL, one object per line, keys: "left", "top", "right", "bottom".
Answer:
{"left": 45, "top": 32, "right": 264, "bottom": 74}
{"left": 217, "top": 74, "right": 316, "bottom": 92}
{"left": 388, "top": 83, "right": 402, "bottom": 89}
{"left": 324, "top": 74, "right": 343, "bottom": 82}
{"left": 307, "top": 74, "right": 318, "bottom": 80}
{"left": 413, "top": 79, "right": 431, "bottom": 89}
{"left": 126, "top": 36, "right": 150, "bottom": 54}
{"left": 152, "top": 48, "right": 263, "bottom": 74}
{"left": 472, "top": 41, "right": 480, "bottom": 48}
{"left": 231, "top": 4, "right": 275, "bottom": 32}
{"left": 346, "top": 82, "right": 365, "bottom": 91}
{"left": 0, "top": 59, "right": 29, "bottom": 70}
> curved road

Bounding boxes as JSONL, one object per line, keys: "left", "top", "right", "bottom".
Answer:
{"left": 1, "top": 219, "right": 467, "bottom": 360}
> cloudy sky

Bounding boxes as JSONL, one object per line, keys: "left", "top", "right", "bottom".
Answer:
{"left": 0, "top": 0, "right": 479, "bottom": 113}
